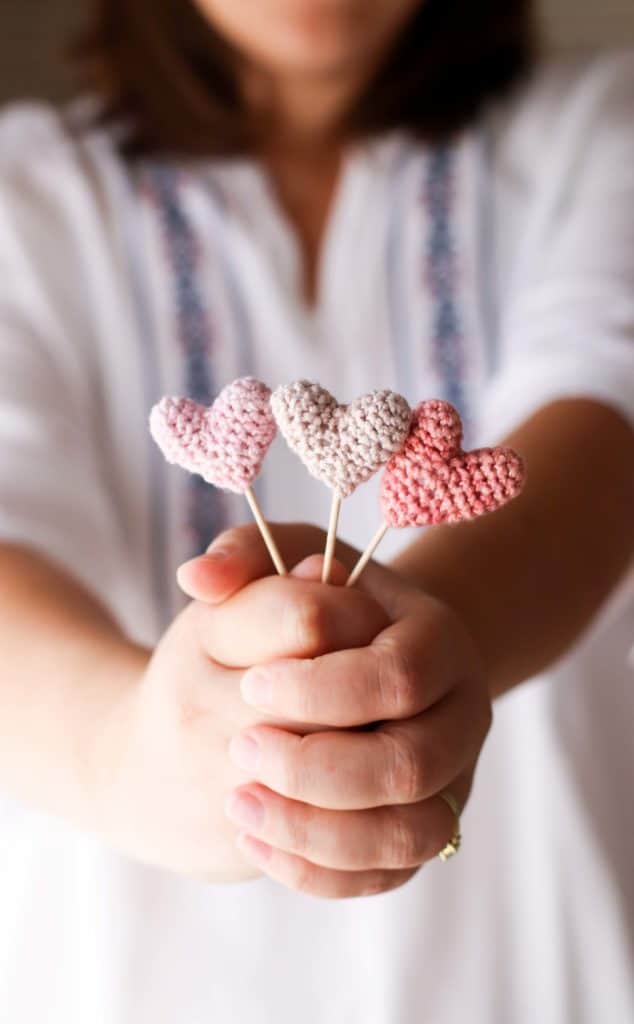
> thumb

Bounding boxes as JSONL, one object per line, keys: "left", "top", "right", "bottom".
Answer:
{"left": 176, "top": 521, "right": 328, "bottom": 604}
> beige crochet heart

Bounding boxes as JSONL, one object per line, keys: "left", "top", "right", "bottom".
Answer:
{"left": 271, "top": 380, "right": 411, "bottom": 498}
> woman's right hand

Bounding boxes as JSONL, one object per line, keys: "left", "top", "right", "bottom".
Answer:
{"left": 98, "top": 524, "right": 389, "bottom": 883}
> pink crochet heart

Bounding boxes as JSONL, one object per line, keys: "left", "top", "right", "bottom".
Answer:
{"left": 381, "top": 400, "right": 525, "bottom": 527}
{"left": 271, "top": 380, "right": 412, "bottom": 499}
{"left": 149, "top": 377, "right": 276, "bottom": 494}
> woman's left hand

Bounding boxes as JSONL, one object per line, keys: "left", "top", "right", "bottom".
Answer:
{"left": 179, "top": 523, "right": 493, "bottom": 899}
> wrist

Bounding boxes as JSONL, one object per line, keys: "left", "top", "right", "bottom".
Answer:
{"left": 80, "top": 639, "right": 150, "bottom": 837}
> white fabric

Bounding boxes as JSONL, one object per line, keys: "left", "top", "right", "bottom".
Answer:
{"left": 0, "top": 52, "right": 633, "bottom": 1023}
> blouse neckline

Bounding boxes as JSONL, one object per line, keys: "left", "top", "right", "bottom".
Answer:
{"left": 195, "top": 129, "right": 414, "bottom": 325}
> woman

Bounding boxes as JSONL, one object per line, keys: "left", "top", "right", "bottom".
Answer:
{"left": 0, "top": 1, "right": 633, "bottom": 1021}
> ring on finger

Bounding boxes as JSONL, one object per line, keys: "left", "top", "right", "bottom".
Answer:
{"left": 437, "top": 789, "right": 462, "bottom": 862}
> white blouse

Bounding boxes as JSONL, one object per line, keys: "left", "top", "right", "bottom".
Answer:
{"left": 0, "top": 51, "right": 633, "bottom": 1024}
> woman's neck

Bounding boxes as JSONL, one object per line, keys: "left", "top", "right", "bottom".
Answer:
{"left": 243, "top": 60, "right": 368, "bottom": 147}
{"left": 262, "top": 144, "right": 344, "bottom": 307}
{"left": 242, "top": 66, "right": 367, "bottom": 306}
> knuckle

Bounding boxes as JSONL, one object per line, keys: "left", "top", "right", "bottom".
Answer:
{"left": 278, "top": 739, "right": 307, "bottom": 799}
{"left": 380, "top": 730, "right": 424, "bottom": 804}
{"left": 377, "top": 644, "right": 421, "bottom": 718}
{"left": 288, "top": 854, "right": 318, "bottom": 894}
{"left": 287, "top": 594, "right": 331, "bottom": 654}
{"left": 385, "top": 812, "right": 421, "bottom": 868}
{"left": 281, "top": 733, "right": 325, "bottom": 801}
{"left": 285, "top": 804, "right": 312, "bottom": 855}
{"left": 294, "top": 669, "right": 319, "bottom": 723}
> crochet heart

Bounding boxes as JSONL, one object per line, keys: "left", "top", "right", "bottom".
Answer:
{"left": 149, "top": 377, "right": 276, "bottom": 493}
{"left": 271, "top": 381, "right": 412, "bottom": 498}
{"left": 381, "top": 399, "right": 525, "bottom": 527}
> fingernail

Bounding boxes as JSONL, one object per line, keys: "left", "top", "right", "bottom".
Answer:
{"left": 240, "top": 670, "right": 273, "bottom": 708}
{"left": 229, "top": 733, "right": 262, "bottom": 773}
{"left": 224, "top": 790, "right": 265, "bottom": 829}
{"left": 204, "top": 546, "right": 232, "bottom": 560}
{"left": 176, "top": 550, "right": 229, "bottom": 584}
{"left": 236, "top": 832, "right": 272, "bottom": 864}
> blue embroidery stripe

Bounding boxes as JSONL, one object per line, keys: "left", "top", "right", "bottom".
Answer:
{"left": 424, "top": 148, "right": 469, "bottom": 426}
{"left": 140, "top": 166, "right": 225, "bottom": 557}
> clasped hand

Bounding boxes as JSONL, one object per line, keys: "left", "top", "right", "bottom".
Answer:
{"left": 178, "top": 522, "right": 492, "bottom": 899}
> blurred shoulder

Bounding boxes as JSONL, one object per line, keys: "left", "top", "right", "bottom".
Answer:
{"left": 0, "top": 99, "right": 126, "bottom": 216}
{"left": 0, "top": 101, "right": 63, "bottom": 161}
{"left": 487, "top": 50, "right": 634, "bottom": 168}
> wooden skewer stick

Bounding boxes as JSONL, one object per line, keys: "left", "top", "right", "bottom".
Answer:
{"left": 346, "top": 522, "right": 389, "bottom": 587}
{"left": 322, "top": 492, "right": 342, "bottom": 584}
{"left": 244, "top": 486, "right": 288, "bottom": 576}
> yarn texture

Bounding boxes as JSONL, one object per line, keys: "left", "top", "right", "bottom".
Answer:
{"left": 271, "top": 381, "right": 412, "bottom": 499}
{"left": 149, "top": 377, "right": 276, "bottom": 494}
{"left": 381, "top": 400, "right": 525, "bottom": 527}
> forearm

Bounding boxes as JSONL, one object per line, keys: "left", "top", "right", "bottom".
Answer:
{"left": 0, "top": 543, "right": 149, "bottom": 825}
{"left": 390, "top": 399, "right": 634, "bottom": 699}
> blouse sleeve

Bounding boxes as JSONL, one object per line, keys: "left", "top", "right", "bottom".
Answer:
{"left": 478, "top": 54, "right": 634, "bottom": 444}
{"left": 0, "top": 106, "right": 121, "bottom": 596}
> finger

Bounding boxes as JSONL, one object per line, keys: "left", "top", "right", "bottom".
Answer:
{"left": 224, "top": 769, "right": 473, "bottom": 870}
{"left": 347, "top": 552, "right": 429, "bottom": 622}
{"left": 290, "top": 554, "right": 349, "bottom": 586}
{"left": 229, "top": 687, "right": 489, "bottom": 808}
{"left": 233, "top": 831, "right": 417, "bottom": 899}
{"left": 196, "top": 575, "right": 390, "bottom": 668}
{"left": 239, "top": 605, "right": 460, "bottom": 726}
{"left": 176, "top": 524, "right": 269, "bottom": 603}
{"left": 158, "top": 646, "right": 258, "bottom": 735}
{"left": 177, "top": 522, "right": 328, "bottom": 603}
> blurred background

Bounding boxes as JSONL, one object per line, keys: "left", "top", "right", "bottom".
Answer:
{"left": 1, "top": 0, "right": 634, "bottom": 105}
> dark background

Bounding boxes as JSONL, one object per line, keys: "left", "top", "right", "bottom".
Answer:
{"left": 1, "top": 0, "right": 80, "bottom": 104}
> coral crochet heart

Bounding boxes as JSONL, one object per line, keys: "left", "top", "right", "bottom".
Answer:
{"left": 271, "top": 380, "right": 412, "bottom": 499}
{"left": 381, "top": 399, "right": 525, "bottom": 527}
{"left": 149, "top": 377, "right": 276, "bottom": 493}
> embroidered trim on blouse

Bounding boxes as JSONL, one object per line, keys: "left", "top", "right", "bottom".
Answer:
{"left": 139, "top": 147, "right": 468, "bottom": 560}
{"left": 424, "top": 148, "right": 469, "bottom": 426}
{"left": 141, "top": 166, "right": 225, "bottom": 557}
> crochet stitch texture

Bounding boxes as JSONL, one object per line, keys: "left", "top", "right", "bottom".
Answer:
{"left": 149, "top": 377, "right": 276, "bottom": 494}
{"left": 381, "top": 399, "right": 525, "bottom": 526}
{"left": 271, "top": 381, "right": 412, "bottom": 499}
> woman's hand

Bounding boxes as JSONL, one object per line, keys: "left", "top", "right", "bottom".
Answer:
{"left": 98, "top": 525, "right": 388, "bottom": 883}
{"left": 180, "top": 523, "right": 492, "bottom": 899}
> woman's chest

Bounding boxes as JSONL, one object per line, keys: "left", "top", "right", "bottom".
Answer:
{"left": 140, "top": 133, "right": 496, "bottom": 425}
{"left": 118, "top": 133, "right": 510, "bottom": 611}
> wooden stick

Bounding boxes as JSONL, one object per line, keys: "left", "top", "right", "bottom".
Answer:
{"left": 346, "top": 522, "right": 389, "bottom": 587}
{"left": 322, "top": 492, "right": 342, "bottom": 583}
{"left": 244, "top": 486, "right": 288, "bottom": 576}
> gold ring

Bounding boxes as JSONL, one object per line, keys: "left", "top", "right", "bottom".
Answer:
{"left": 438, "top": 790, "right": 462, "bottom": 862}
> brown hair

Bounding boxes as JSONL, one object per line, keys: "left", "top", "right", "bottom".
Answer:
{"left": 73, "top": 0, "right": 535, "bottom": 158}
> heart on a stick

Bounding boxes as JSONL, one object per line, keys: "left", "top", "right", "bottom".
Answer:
{"left": 149, "top": 376, "right": 276, "bottom": 494}
{"left": 271, "top": 381, "right": 412, "bottom": 499}
{"left": 381, "top": 399, "right": 525, "bottom": 527}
